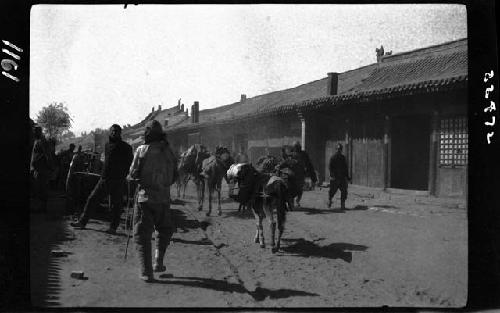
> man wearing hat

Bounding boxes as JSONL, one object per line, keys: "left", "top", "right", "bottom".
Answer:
{"left": 127, "top": 120, "right": 178, "bottom": 282}
{"left": 71, "top": 124, "right": 133, "bottom": 234}
{"left": 289, "top": 141, "right": 317, "bottom": 208}
{"left": 328, "top": 143, "right": 351, "bottom": 210}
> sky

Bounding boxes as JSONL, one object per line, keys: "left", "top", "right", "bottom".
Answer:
{"left": 30, "top": 4, "right": 467, "bottom": 136}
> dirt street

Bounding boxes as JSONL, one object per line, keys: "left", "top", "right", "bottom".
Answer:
{"left": 30, "top": 183, "right": 467, "bottom": 308}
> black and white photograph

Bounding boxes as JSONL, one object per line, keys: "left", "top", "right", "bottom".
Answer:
{"left": 5, "top": 1, "right": 494, "bottom": 309}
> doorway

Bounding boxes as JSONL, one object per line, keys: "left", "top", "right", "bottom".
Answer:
{"left": 390, "top": 115, "right": 430, "bottom": 190}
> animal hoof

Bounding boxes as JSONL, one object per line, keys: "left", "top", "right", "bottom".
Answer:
{"left": 260, "top": 243, "right": 265, "bottom": 248}
{"left": 218, "top": 211, "right": 222, "bottom": 216}
{"left": 271, "top": 247, "right": 278, "bottom": 253}
{"left": 198, "top": 206, "right": 203, "bottom": 211}
{"left": 254, "top": 237, "right": 259, "bottom": 243}
{"left": 205, "top": 212, "right": 210, "bottom": 217}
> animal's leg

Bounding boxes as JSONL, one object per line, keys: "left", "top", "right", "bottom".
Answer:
{"left": 254, "top": 226, "right": 259, "bottom": 243}
{"left": 197, "top": 180, "right": 204, "bottom": 211}
{"left": 267, "top": 200, "right": 277, "bottom": 251}
{"left": 258, "top": 215, "right": 265, "bottom": 248}
{"left": 206, "top": 185, "right": 212, "bottom": 216}
{"left": 276, "top": 222, "right": 284, "bottom": 251}
{"left": 217, "top": 187, "right": 222, "bottom": 216}
{"left": 276, "top": 192, "right": 287, "bottom": 252}
{"left": 270, "top": 221, "right": 276, "bottom": 252}
{"left": 287, "top": 197, "right": 294, "bottom": 211}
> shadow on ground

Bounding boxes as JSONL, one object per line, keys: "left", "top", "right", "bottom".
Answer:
{"left": 280, "top": 238, "right": 368, "bottom": 263}
{"left": 30, "top": 190, "right": 76, "bottom": 308}
{"left": 170, "top": 208, "right": 205, "bottom": 233}
{"left": 291, "top": 207, "right": 346, "bottom": 215}
{"left": 370, "top": 204, "right": 399, "bottom": 209}
{"left": 153, "top": 276, "right": 318, "bottom": 301}
{"left": 171, "top": 237, "right": 212, "bottom": 246}
{"left": 350, "top": 205, "right": 369, "bottom": 211}
{"left": 223, "top": 208, "right": 255, "bottom": 219}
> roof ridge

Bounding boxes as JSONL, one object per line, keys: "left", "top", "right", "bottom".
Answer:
{"left": 380, "top": 37, "right": 467, "bottom": 62}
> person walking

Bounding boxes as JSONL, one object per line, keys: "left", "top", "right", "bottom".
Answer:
{"left": 71, "top": 124, "right": 133, "bottom": 234}
{"left": 30, "top": 126, "right": 51, "bottom": 213}
{"left": 327, "top": 143, "right": 351, "bottom": 210}
{"left": 127, "top": 120, "right": 178, "bottom": 282}
{"left": 289, "top": 141, "right": 317, "bottom": 208}
{"left": 65, "top": 145, "right": 86, "bottom": 215}
{"left": 58, "top": 143, "right": 75, "bottom": 189}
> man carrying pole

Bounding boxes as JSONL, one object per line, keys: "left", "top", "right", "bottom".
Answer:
{"left": 127, "top": 120, "right": 178, "bottom": 282}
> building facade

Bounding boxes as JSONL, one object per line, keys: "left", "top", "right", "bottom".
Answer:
{"left": 161, "top": 38, "right": 467, "bottom": 197}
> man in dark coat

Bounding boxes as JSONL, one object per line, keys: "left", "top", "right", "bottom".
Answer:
{"left": 71, "top": 124, "right": 133, "bottom": 234}
{"left": 30, "top": 126, "right": 51, "bottom": 213}
{"left": 65, "top": 145, "right": 86, "bottom": 215}
{"left": 328, "top": 143, "right": 351, "bottom": 210}
{"left": 289, "top": 141, "right": 317, "bottom": 208}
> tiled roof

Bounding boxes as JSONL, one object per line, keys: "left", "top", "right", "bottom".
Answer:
{"left": 166, "top": 38, "right": 468, "bottom": 132}
{"left": 122, "top": 104, "right": 186, "bottom": 140}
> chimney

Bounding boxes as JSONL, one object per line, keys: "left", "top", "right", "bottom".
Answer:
{"left": 191, "top": 104, "right": 195, "bottom": 123}
{"left": 240, "top": 94, "right": 247, "bottom": 103}
{"left": 158, "top": 104, "right": 162, "bottom": 111}
{"left": 194, "top": 101, "right": 199, "bottom": 123}
{"left": 327, "top": 72, "right": 339, "bottom": 96}
{"left": 177, "top": 98, "right": 181, "bottom": 109}
{"left": 152, "top": 106, "right": 154, "bottom": 113}
{"left": 181, "top": 104, "right": 184, "bottom": 112}
{"left": 185, "top": 108, "right": 188, "bottom": 118}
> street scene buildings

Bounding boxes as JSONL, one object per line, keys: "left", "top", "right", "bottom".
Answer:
{"left": 28, "top": 4, "right": 468, "bottom": 309}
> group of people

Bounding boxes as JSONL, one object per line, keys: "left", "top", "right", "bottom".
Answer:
{"left": 30, "top": 125, "right": 105, "bottom": 214}
{"left": 32, "top": 118, "right": 352, "bottom": 282}
{"left": 69, "top": 121, "right": 178, "bottom": 282}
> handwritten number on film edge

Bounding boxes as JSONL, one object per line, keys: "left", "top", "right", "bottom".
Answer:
{"left": 484, "top": 71, "right": 496, "bottom": 144}
{"left": 1, "top": 40, "right": 23, "bottom": 82}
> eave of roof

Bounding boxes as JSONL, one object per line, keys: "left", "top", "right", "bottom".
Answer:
{"left": 166, "top": 75, "right": 467, "bottom": 132}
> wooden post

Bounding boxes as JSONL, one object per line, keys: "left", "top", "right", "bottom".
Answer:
{"left": 298, "top": 112, "right": 306, "bottom": 150}
{"left": 345, "top": 118, "right": 352, "bottom": 181}
{"left": 383, "top": 115, "right": 391, "bottom": 189}
{"left": 428, "top": 111, "right": 439, "bottom": 195}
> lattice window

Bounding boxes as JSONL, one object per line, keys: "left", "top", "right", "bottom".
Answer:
{"left": 439, "top": 117, "right": 468, "bottom": 167}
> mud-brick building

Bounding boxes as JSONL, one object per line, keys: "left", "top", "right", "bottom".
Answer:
{"left": 165, "top": 38, "right": 468, "bottom": 197}
{"left": 122, "top": 101, "right": 190, "bottom": 150}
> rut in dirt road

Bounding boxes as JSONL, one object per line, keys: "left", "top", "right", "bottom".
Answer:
{"left": 175, "top": 200, "right": 319, "bottom": 302}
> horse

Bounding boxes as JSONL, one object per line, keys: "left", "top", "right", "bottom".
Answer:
{"left": 228, "top": 160, "right": 289, "bottom": 253}
{"left": 175, "top": 151, "right": 191, "bottom": 199}
{"left": 177, "top": 144, "right": 211, "bottom": 210}
{"left": 199, "top": 146, "right": 233, "bottom": 216}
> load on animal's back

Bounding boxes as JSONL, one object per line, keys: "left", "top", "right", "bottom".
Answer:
{"left": 201, "top": 146, "right": 232, "bottom": 181}
{"left": 198, "top": 145, "right": 233, "bottom": 216}
{"left": 226, "top": 154, "right": 289, "bottom": 253}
